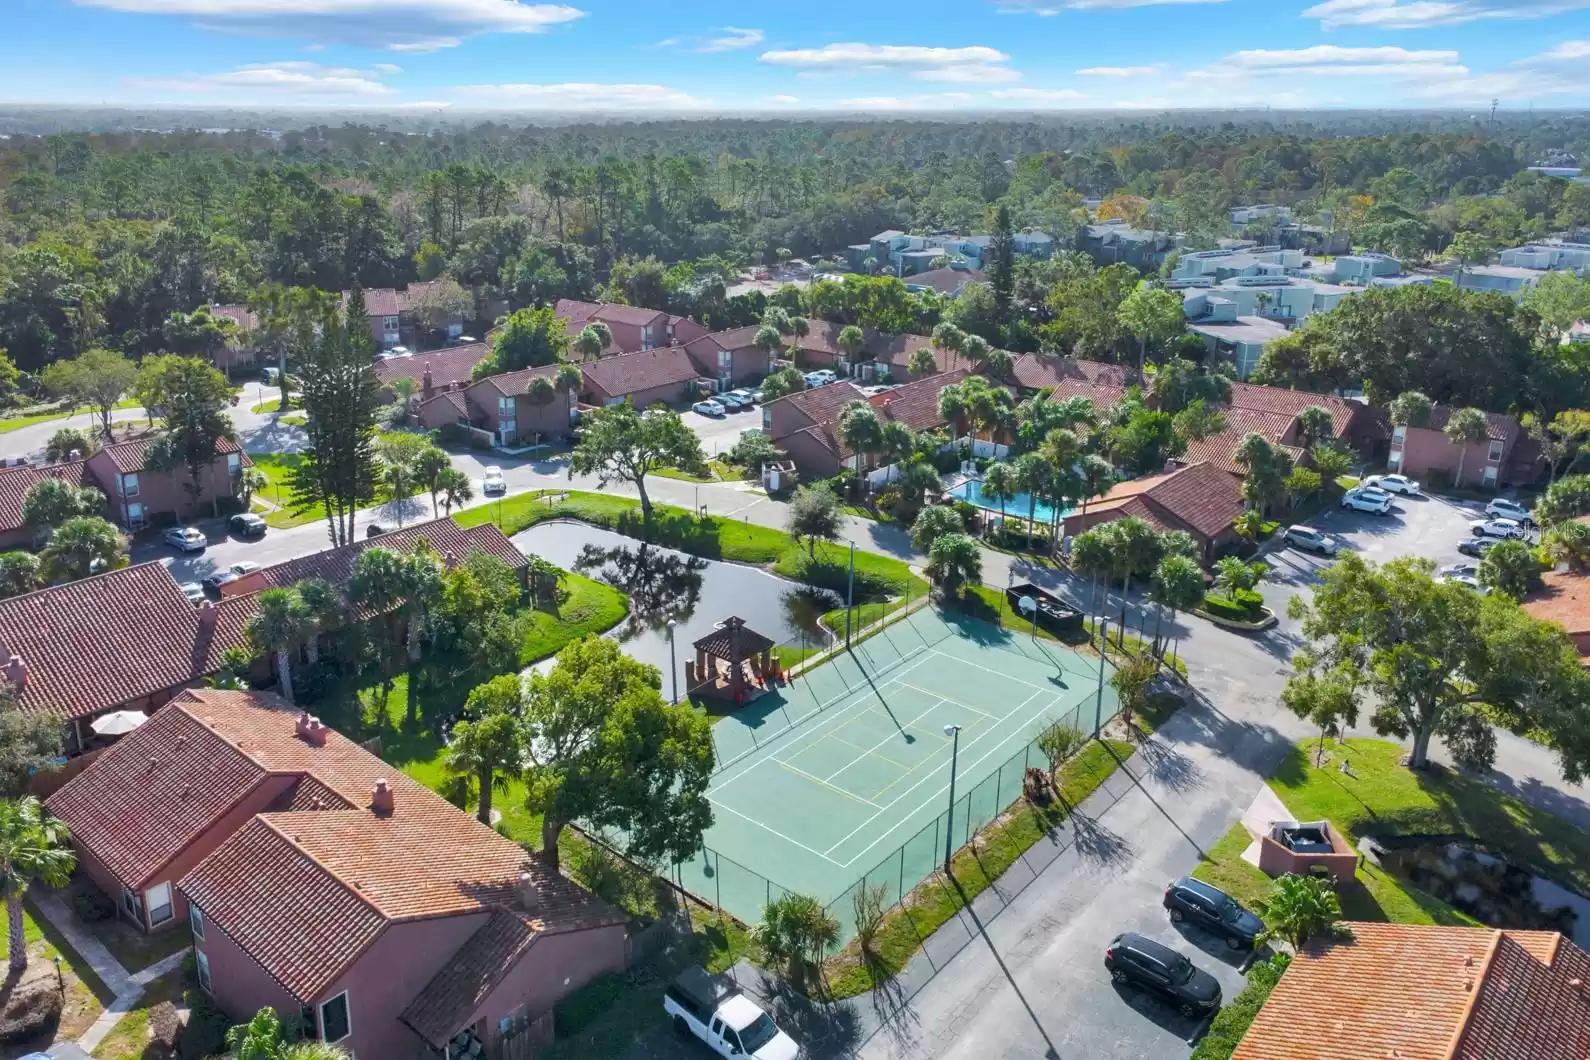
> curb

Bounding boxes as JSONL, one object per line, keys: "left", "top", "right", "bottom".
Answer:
{"left": 1192, "top": 604, "right": 1279, "bottom": 632}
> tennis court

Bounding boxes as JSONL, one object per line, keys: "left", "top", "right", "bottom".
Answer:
{"left": 681, "top": 605, "right": 1117, "bottom": 939}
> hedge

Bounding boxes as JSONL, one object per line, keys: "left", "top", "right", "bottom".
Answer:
{"left": 1189, "top": 953, "right": 1292, "bottom": 1060}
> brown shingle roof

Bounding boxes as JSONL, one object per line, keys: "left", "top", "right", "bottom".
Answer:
{"left": 221, "top": 519, "right": 524, "bottom": 601}
{"left": 0, "top": 461, "right": 97, "bottom": 535}
{"left": 1140, "top": 462, "right": 1246, "bottom": 539}
{"left": 1002, "top": 355, "right": 1131, "bottom": 407}
{"left": 1227, "top": 382, "right": 1361, "bottom": 440}
{"left": 1233, "top": 922, "right": 1590, "bottom": 1060}
{"left": 870, "top": 368, "right": 973, "bottom": 432}
{"left": 767, "top": 371, "right": 978, "bottom": 461}
{"left": 374, "top": 344, "right": 489, "bottom": 389}
{"left": 172, "top": 689, "right": 623, "bottom": 1001}
{"left": 0, "top": 564, "right": 243, "bottom": 720}
{"left": 468, "top": 364, "right": 561, "bottom": 399}
{"left": 349, "top": 288, "right": 406, "bottom": 318}
{"left": 580, "top": 347, "right": 699, "bottom": 399}
{"left": 1179, "top": 408, "right": 1305, "bottom": 473}
{"left": 402, "top": 909, "right": 540, "bottom": 1048}
{"left": 906, "top": 267, "right": 986, "bottom": 294}
{"left": 554, "top": 299, "right": 666, "bottom": 329}
{"left": 1423, "top": 404, "right": 1519, "bottom": 444}
{"left": 98, "top": 434, "right": 246, "bottom": 475}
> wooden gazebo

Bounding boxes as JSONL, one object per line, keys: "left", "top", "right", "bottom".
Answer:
{"left": 686, "top": 617, "right": 776, "bottom": 705}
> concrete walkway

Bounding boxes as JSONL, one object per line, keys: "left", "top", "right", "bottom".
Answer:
{"left": 30, "top": 890, "right": 188, "bottom": 1053}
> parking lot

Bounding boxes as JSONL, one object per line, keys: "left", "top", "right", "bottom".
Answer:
{"left": 682, "top": 404, "right": 761, "bottom": 459}
{"left": 1259, "top": 485, "right": 1532, "bottom": 620}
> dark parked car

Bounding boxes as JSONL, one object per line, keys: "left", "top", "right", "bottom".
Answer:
{"left": 229, "top": 512, "right": 267, "bottom": 537}
{"left": 1457, "top": 537, "right": 1499, "bottom": 558}
{"left": 1104, "top": 932, "right": 1222, "bottom": 1018}
{"left": 1163, "top": 876, "right": 1265, "bottom": 950}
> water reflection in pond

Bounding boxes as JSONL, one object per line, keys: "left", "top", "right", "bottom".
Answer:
{"left": 514, "top": 521, "right": 839, "bottom": 680}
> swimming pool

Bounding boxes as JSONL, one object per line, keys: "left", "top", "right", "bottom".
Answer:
{"left": 947, "top": 476, "right": 1071, "bottom": 526}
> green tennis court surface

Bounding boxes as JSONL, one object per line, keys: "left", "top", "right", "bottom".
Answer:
{"left": 681, "top": 605, "right": 1118, "bottom": 940}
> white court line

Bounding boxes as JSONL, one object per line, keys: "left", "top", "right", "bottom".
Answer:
{"left": 769, "top": 755, "right": 883, "bottom": 809}
{"left": 819, "top": 687, "right": 1049, "bottom": 859}
{"left": 929, "top": 643, "right": 1081, "bottom": 695}
{"left": 704, "top": 797, "right": 845, "bottom": 866}
{"left": 710, "top": 649, "right": 936, "bottom": 794}
{"left": 831, "top": 687, "right": 1067, "bottom": 869}
{"left": 895, "top": 681, "right": 1002, "bottom": 722}
{"left": 819, "top": 689, "right": 966, "bottom": 785}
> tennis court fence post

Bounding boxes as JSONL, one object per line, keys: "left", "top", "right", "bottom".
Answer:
{"left": 714, "top": 851, "right": 722, "bottom": 913}
{"left": 1094, "top": 621, "right": 1107, "bottom": 737}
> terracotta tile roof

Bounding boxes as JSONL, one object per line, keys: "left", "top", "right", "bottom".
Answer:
{"left": 402, "top": 909, "right": 540, "bottom": 1048}
{"left": 348, "top": 288, "right": 406, "bottom": 318}
{"left": 868, "top": 331, "right": 940, "bottom": 370}
{"left": 906, "top": 266, "right": 986, "bottom": 294}
{"left": 1139, "top": 461, "right": 1246, "bottom": 539}
{"left": 1227, "top": 383, "right": 1361, "bottom": 440}
{"left": 418, "top": 391, "right": 470, "bottom": 420}
{"left": 1179, "top": 408, "right": 1305, "bottom": 473}
{"left": 579, "top": 347, "right": 699, "bottom": 399}
{"left": 1002, "top": 355, "right": 1131, "bottom": 407}
{"left": 272, "top": 775, "right": 354, "bottom": 813}
{"left": 374, "top": 344, "right": 490, "bottom": 389}
{"left": 468, "top": 363, "right": 560, "bottom": 399}
{"left": 764, "top": 381, "right": 870, "bottom": 453}
{"left": 170, "top": 689, "right": 623, "bottom": 1001}
{"left": 0, "top": 461, "right": 97, "bottom": 535}
{"left": 694, "top": 326, "right": 760, "bottom": 352}
{"left": 98, "top": 434, "right": 246, "bottom": 475}
{"left": 1233, "top": 922, "right": 1590, "bottom": 1060}
{"left": 554, "top": 299, "right": 666, "bottom": 329}
{"left": 767, "top": 372, "right": 977, "bottom": 461}
{"left": 553, "top": 299, "right": 599, "bottom": 324}
{"left": 0, "top": 564, "right": 243, "bottom": 720}
{"left": 870, "top": 368, "right": 973, "bottom": 432}
{"left": 1424, "top": 404, "right": 1520, "bottom": 444}
{"left": 1523, "top": 571, "right": 1590, "bottom": 638}
{"left": 209, "top": 305, "right": 259, "bottom": 332}
{"left": 221, "top": 519, "right": 525, "bottom": 601}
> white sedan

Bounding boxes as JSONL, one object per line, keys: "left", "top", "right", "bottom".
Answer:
{"left": 482, "top": 466, "right": 506, "bottom": 495}
{"left": 804, "top": 370, "right": 838, "bottom": 388}
{"left": 692, "top": 399, "right": 726, "bottom": 417}
{"left": 1485, "top": 498, "right": 1536, "bottom": 526}
{"left": 164, "top": 526, "right": 208, "bottom": 553}
{"left": 715, "top": 391, "right": 747, "bottom": 410}
{"left": 1363, "top": 473, "right": 1420, "bottom": 495}
{"left": 1340, "top": 486, "right": 1392, "bottom": 514}
{"left": 1470, "top": 518, "right": 1524, "bottom": 540}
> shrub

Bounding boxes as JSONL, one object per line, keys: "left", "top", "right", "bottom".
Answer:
{"left": 0, "top": 977, "right": 62, "bottom": 1045}
{"left": 852, "top": 881, "right": 889, "bottom": 956}
{"left": 149, "top": 1000, "right": 182, "bottom": 1054}
{"left": 180, "top": 989, "right": 233, "bottom": 1060}
{"left": 554, "top": 972, "right": 630, "bottom": 1036}
{"left": 69, "top": 883, "right": 115, "bottom": 922}
{"left": 1189, "top": 954, "right": 1292, "bottom": 1060}
{"left": 1201, "top": 593, "right": 1257, "bottom": 622}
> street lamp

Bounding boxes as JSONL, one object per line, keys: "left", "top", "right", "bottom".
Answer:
{"left": 667, "top": 619, "right": 679, "bottom": 703}
{"left": 942, "top": 723, "right": 962, "bottom": 874}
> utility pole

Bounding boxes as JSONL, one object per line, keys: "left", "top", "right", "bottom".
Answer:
{"left": 1489, "top": 98, "right": 1498, "bottom": 135}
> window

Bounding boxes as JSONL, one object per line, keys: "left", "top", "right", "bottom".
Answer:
{"left": 195, "top": 948, "right": 211, "bottom": 992}
{"left": 382, "top": 316, "right": 398, "bottom": 332}
{"left": 320, "top": 993, "right": 351, "bottom": 1044}
{"left": 122, "top": 888, "right": 143, "bottom": 922}
{"left": 1488, "top": 440, "right": 1504, "bottom": 463}
{"left": 189, "top": 904, "right": 204, "bottom": 939}
{"left": 145, "top": 882, "right": 173, "bottom": 926}
{"left": 125, "top": 503, "right": 145, "bottom": 530}
{"left": 227, "top": 453, "right": 241, "bottom": 474}
{"left": 121, "top": 473, "right": 140, "bottom": 498}
{"left": 1392, "top": 425, "right": 1406, "bottom": 444}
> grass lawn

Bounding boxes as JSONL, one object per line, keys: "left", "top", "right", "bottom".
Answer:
{"left": 250, "top": 453, "right": 392, "bottom": 529}
{"left": 824, "top": 692, "right": 1181, "bottom": 998}
{"left": 0, "top": 397, "right": 141, "bottom": 435}
{"left": 92, "top": 969, "right": 186, "bottom": 1060}
{"left": 8, "top": 896, "right": 114, "bottom": 1045}
{"left": 1188, "top": 735, "right": 1590, "bottom": 934}
{"left": 86, "top": 914, "right": 194, "bottom": 976}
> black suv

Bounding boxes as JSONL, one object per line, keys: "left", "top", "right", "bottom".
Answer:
{"left": 1104, "top": 932, "right": 1222, "bottom": 1018}
{"left": 229, "top": 512, "right": 267, "bottom": 538}
{"left": 1163, "top": 877, "right": 1265, "bottom": 950}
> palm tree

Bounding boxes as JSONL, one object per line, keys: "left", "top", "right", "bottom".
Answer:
{"left": 1257, "top": 873, "right": 1344, "bottom": 950}
{"left": 236, "top": 466, "right": 270, "bottom": 509}
{"left": 349, "top": 548, "right": 410, "bottom": 711}
{"left": 0, "top": 796, "right": 75, "bottom": 973}
{"left": 412, "top": 446, "right": 453, "bottom": 517}
{"left": 1443, "top": 407, "right": 1489, "bottom": 488}
{"left": 909, "top": 346, "right": 938, "bottom": 378}
{"left": 248, "top": 588, "right": 310, "bottom": 704}
{"left": 294, "top": 578, "right": 342, "bottom": 665}
{"left": 390, "top": 376, "right": 418, "bottom": 425}
{"left": 436, "top": 467, "right": 474, "bottom": 515}
{"left": 926, "top": 532, "right": 982, "bottom": 600}
{"left": 1544, "top": 520, "right": 1590, "bottom": 571}
{"left": 555, "top": 361, "right": 584, "bottom": 416}
{"left": 572, "top": 325, "right": 606, "bottom": 361}
{"left": 960, "top": 334, "right": 991, "bottom": 368}
{"left": 1233, "top": 509, "right": 1267, "bottom": 545}
{"left": 984, "top": 348, "right": 1014, "bottom": 380}
{"left": 838, "top": 401, "right": 884, "bottom": 472}
{"left": 1012, "top": 453, "right": 1051, "bottom": 536}
{"left": 1076, "top": 454, "right": 1116, "bottom": 523}
{"left": 1109, "top": 655, "right": 1158, "bottom": 732}
{"left": 837, "top": 324, "right": 866, "bottom": 370}
{"left": 894, "top": 460, "right": 941, "bottom": 518}
{"left": 753, "top": 324, "right": 784, "bottom": 365}
{"left": 445, "top": 710, "right": 523, "bottom": 825}
{"left": 45, "top": 427, "right": 95, "bottom": 463}
{"left": 932, "top": 321, "right": 965, "bottom": 370}
{"left": 41, "top": 516, "right": 127, "bottom": 583}
{"left": 1150, "top": 554, "right": 1204, "bottom": 657}
{"left": 981, "top": 461, "right": 1017, "bottom": 532}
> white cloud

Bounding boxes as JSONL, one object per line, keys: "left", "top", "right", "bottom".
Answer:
{"left": 451, "top": 82, "right": 711, "bottom": 109}
{"left": 836, "top": 92, "right": 975, "bottom": 109}
{"left": 991, "top": 87, "right": 1088, "bottom": 100}
{"left": 996, "top": 0, "right": 1226, "bottom": 13}
{"left": 131, "top": 60, "right": 398, "bottom": 97}
{"left": 1303, "top": 0, "right": 1590, "bottom": 29}
{"left": 1403, "top": 39, "right": 1590, "bottom": 100}
{"left": 698, "top": 27, "right": 764, "bottom": 52}
{"left": 372, "top": 63, "right": 403, "bottom": 74}
{"left": 1076, "top": 64, "right": 1165, "bottom": 76}
{"left": 74, "top": 0, "right": 584, "bottom": 51}
{"left": 769, "top": 94, "right": 801, "bottom": 103}
{"left": 760, "top": 43, "right": 1018, "bottom": 83}
{"left": 1192, "top": 45, "right": 1467, "bottom": 79}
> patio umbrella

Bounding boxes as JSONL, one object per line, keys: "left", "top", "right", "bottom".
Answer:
{"left": 90, "top": 710, "right": 148, "bottom": 737}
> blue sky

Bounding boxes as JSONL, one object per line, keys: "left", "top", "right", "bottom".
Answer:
{"left": 6, "top": 0, "right": 1590, "bottom": 111}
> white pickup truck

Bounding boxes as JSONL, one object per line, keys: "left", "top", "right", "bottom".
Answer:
{"left": 663, "top": 967, "right": 800, "bottom": 1059}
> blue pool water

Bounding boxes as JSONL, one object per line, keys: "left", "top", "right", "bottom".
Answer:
{"left": 948, "top": 477, "right": 1072, "bottom": 525}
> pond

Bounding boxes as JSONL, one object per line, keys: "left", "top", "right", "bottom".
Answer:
{"left": 512, "top": 520, "right": 839, "bottom": 685}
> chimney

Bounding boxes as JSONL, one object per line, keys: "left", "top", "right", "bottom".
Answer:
{"left": 4, "top": 654, "right": 25, "bottom": 694}
{"left": 421, "top": 362, "right": 434, "bottom": 397}
{"left": 295, "top": 713, "right": 328, "bottom": 747}
{"left": 371, "top": 779, "right": 395, "bottom": 815}
{"left": 443, "top": 551, "right": 458, "bottom": 569}
{"left": 516, "top": 871, "right": 540, "bottom": 912}
{"left": 198, "top": 601, "right": 219, "bottom": 638}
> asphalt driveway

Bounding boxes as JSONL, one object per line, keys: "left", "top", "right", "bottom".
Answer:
{"left": 684, "top": 405, "right": 761, "bottom": 459}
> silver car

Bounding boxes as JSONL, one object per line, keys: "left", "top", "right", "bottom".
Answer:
{"left": 164, "top": 526, "right": 208, "bottom": 553}
{"left": 1284, "top": 525, "right": 1337, "bottom": 555}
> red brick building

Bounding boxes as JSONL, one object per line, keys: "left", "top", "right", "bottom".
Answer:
{"left": 0, "top": 461, "right": 101, "bottom": 550}
{"left": 1060, "top": 461, "right": 1246, "bottom": 563}
{"left": 49, "top": 689, "right": 627, "bottom": 1060}
{"left": 762, "top": 370, "right": 976, "bottom": 478}
{"left": 579, "top": 347, "right": 703, "bottom": 408}
{"left": 87, "top": 434, "right": 249, "bottom": 529}
{"left": 1387, "top": 404, "right": 1541, "bottom": 489}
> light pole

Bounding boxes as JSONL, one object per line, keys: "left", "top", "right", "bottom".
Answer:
{"left": 844, "top": 542, "right": 856, "bottom": 646}
{"left": 667, "top": 619, "right": 679, "bottom": 703}
{"left": 942, "top": 723, "right": 962, "bottom": 874}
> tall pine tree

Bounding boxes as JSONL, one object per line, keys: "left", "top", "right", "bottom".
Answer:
{"left": 288, "top": 287, "right": 381, "bottom": 546}
{"left": 987, "top": 203, "right": 1016, "bottom": 341}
